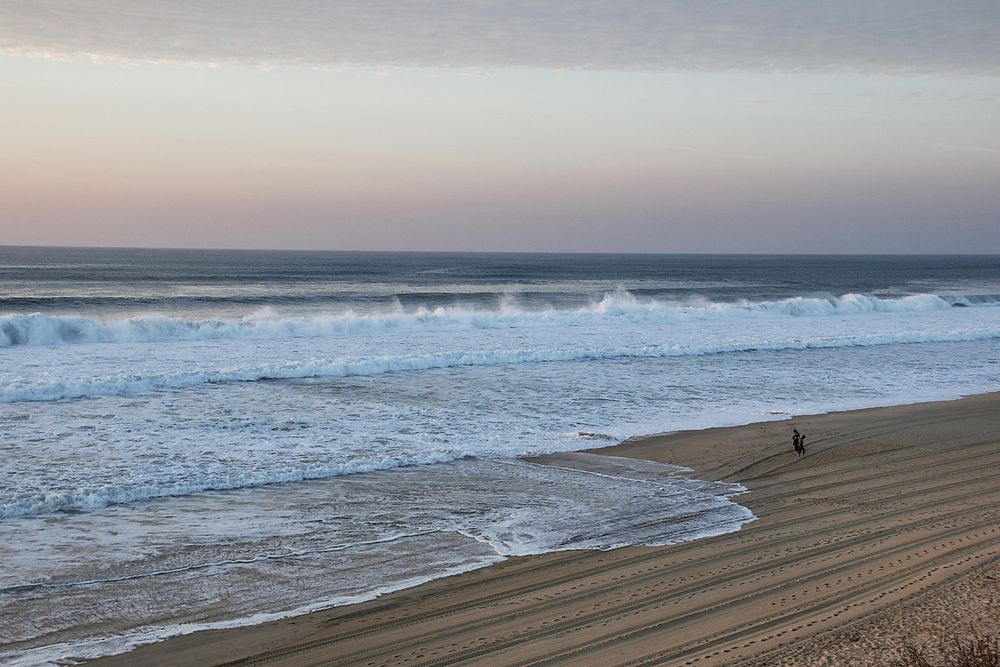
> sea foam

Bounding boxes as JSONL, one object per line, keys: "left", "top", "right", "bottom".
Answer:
{"left": 3, "top": 326, "right": 1000, "bottom": 404}
{"left": 0, "top": 451, "right": 466, "bottom": 519}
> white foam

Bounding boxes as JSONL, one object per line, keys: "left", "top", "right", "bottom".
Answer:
{"left": 2, "top": 529, "right": 448, "bottom": 593}
{"left": 0, "top": 555, "right": 503, "bottom": 667}
{"left": 0, "top": 457, "right": 756, "bottom": 665}
{"left": 0, "top": 451, "right": 465, "bottom": 519}
{"left": 3, "top": 325, "right": 999, "bottom": 404}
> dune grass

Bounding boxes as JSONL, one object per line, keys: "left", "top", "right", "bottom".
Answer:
{"left": 894, "top": 632, "right": 1000, "bottom": 667}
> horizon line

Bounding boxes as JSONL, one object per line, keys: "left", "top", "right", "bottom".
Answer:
{"left": 1, "top": 243, "right": 999, "bottom": 257}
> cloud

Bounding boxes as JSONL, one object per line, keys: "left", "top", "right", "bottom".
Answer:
{"left": 1, "top": 1, "right": 998, "bottom": 74}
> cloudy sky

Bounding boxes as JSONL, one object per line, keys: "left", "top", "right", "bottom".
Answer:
{"left": 2, "top": 1, "right": 999, "bottom": 252}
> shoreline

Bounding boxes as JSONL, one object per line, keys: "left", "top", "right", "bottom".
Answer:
{"left": 81, "top": 392, "right": 1000, "bottom": 666}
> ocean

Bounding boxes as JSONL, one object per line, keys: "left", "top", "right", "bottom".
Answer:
{"left": 2, "top": 248, "right": 999, "bottom": 664}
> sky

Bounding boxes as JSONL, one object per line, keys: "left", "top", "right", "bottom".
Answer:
{"left": 1, "top": 1, "right": 999, "bottom": 253}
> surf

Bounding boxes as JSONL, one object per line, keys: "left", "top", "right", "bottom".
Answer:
{"left": 4, "top": 325, "right": 1000, "bottom": 403}
{"left": 2, "top": 291, "right": 995, "bottom": 348}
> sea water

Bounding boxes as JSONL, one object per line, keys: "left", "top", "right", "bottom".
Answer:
{"left": 1, "top": 249, "right": 998, "bottom": 664}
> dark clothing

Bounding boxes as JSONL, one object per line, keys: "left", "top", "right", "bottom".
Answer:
{"left": 792, "top": 430, "right": 804, "bottom": 456}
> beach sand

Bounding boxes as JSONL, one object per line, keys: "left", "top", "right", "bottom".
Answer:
{"left": 90, "top": 393, "right": 1000, "bottom": 666}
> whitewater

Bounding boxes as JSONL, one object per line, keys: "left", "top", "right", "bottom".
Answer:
{"left": 1, "top": 248, "right": 999, "bottom": 665}
{"left": 2, "top": 290, "right": 995, "bottom": 348}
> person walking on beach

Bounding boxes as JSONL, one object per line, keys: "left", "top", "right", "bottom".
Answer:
{"left": 792, "top": 429, "right": 802, "bottom": 456}
{"left": 797, "top": 433, "right": 806, "bottom": 457}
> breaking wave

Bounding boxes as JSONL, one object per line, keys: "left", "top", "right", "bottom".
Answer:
{"left": 2, "top": 291, "right": 995, "bottom": 348}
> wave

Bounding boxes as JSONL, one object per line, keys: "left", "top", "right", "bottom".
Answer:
{"left": 4, "top": 327, "right": 1000, "bottom": 404}
{"left": 2, "top": 291, "right": 997, "bottom": 347}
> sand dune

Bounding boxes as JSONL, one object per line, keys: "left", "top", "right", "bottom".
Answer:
{"left": 91, "top": 393, "right": 1000, "bottom": 666}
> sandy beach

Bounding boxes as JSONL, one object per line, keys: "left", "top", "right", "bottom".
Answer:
{"left": 90, "top": 393, "right": 1000, "bottom": 667}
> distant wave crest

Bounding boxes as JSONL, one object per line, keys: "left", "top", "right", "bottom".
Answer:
{"left": 2, "top": 291, "right": 994, "bottom": 348}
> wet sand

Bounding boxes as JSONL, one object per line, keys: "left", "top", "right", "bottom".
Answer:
{"left": 90, "top": 393, "right": 1000, "bottom": 666}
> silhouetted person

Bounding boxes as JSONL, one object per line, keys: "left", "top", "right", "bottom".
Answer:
{"left": 793, "top": 429, "right": 806, "bottom": 457}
